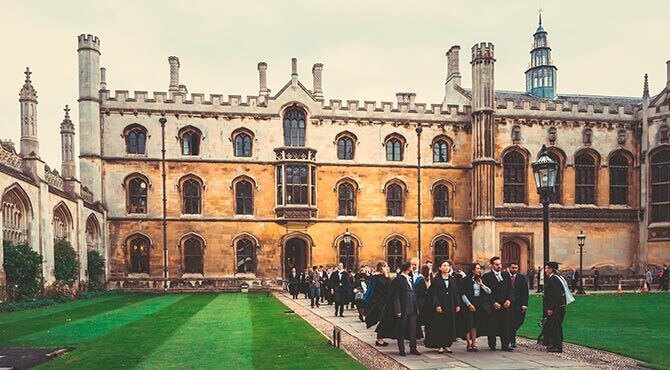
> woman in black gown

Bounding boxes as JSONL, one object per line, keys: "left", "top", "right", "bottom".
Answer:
{"left": 364, "top": 261, "right": 392, "bottom": 346}
{"left": 424, "top": 260, "right": 461, "bottom": 353}
{"left": 460, "top": 262, "right": 492, "bottom": 351}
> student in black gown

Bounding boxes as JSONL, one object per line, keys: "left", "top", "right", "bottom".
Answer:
{"left": 482, "top": 256, "right": 514, "bottom": 351}
{"left": 543, "top": 261, "right": 567, "bottom": 353}
{"left": 424, "top": 260, "right": 461, "bottom": 354}
{"left": 508, "top": 262, "right": 529, "bottom": 348}
{"left": 287, "top": 267, "right": 300, "bottom": 299}
{"left": 460, "top": 262, "right": 492, "bottom": 352}
{"left": 415, "top": 264, "right": 432, "bottom": 328}
{"left": 330, "top": 262, "right": 352, "bottom": 317}
{"left": 365, "top": 261, "right": 392, "bottom": 347}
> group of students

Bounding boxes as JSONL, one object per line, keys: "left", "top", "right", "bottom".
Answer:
{"left": 288, "top": 257, "right": 571, "bottom": 356}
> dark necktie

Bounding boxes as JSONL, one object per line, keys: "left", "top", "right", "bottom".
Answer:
{"left": 512, "top": 275, "right": 516, "bottom": 285}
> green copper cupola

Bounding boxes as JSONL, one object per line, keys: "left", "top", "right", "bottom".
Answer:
{"left": 525, "top": 13, "right": 558, "bottom": 99}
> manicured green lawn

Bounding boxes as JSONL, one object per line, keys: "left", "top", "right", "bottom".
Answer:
{"left": 0, "top": 293, "right": 363, "bottom": 370}
{"left": 518, "top": 293, "right": 670, "bottom": 370}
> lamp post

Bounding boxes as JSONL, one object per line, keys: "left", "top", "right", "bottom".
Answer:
{"left": 416, "top": 126, "right": 423, "bottom": 263}
{"left": 532, "top": 144, "right": 558, "bottom": 269}
{"left": 343, "top": 228, "right": 352, "bottom": 269}
{"left": 577, "top": 230, "right": 586, "bottom": 294}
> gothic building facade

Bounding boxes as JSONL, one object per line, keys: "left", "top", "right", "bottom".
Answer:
{"left": 1, "top": 19, "right": 669, "bottom": 290}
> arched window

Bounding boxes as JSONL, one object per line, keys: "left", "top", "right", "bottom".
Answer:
{"left": 386, "top": 183, "right": 404, "bottom": 216}
{"left": 547, "top": 151, "right": 563, "bottom": 204}
{"left": 286, "top": 166, "right": 309, "bottom": 205}
{"left": 609, "top": 153, "right": 629, "bottom": 205}
{"left": 235, "top": 180, "right": 253, "bottom": 215}
{"left": 234, "top": 133, "right": 252, "bottom": 157}
{"left": 283, "top": 107, "right": 306, "bottom": 147}
{"left": 183, "top": 237, "right": 204, "bottom": 274}
{"left": 337, "top": 137, "right": 354, "bottom": 160}
{"left": 503, "top": 151, "right": 526, "bottom": 204}
{"left": 182, "top": 179, "right": 202, "bottom": 214}
{"left": 180, "top": 127, "right": 201, "bottom": 156}
{"left": 386, "top": 138, "right": 403, "bottom": 161}
{"left": 125, "top": 126, "right": 147, "bottom": 155}
{"left": 386, "top": 239, "right": 404, "bottom": 272}
{"left": 53, "top": 204, "right": 71, "bottom": 243}
{"left": 127, "top": 176, "right": 148, "bottom": 214}
{"left": 129, "top": 236, "right": 150, "bottom": 274}
{"left": 433, "top": 239, "right": 450, "bottom": 265}
{"left": 651, "top": 151, "right": 670, "bottom": 222}
{"left": 575, "top": 152, "right": 597, "bottom": 204}
{"left": 338, "top": 240, "right": 356, "bottom": 270}
{"left": 433, "top": 184, "right": 450, "bottom": 217}
{"left": 433, "top": 140, "right": 449, "bottom": 163}
{"left": 85, "top": 215, "right": 101, "bottom": 252}
{"left": 2, "top": 185, "right": 32, "bottom": 244}
{"left": 338, "top": 182, "right": 355, "bottom": 216}
{"left": 236, "top": 238, "right": 255, "bottom": 274}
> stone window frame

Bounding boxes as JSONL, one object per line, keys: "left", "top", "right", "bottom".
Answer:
{"left": 382, "top": 233, "right": 409, "bottom": 272}
{"left": 430, "top": 179, "right": 455, "bottom": 218}
{"left": 608, "top": 149, "right": 633, "bottom": 206}
{"left": 1, "top": 183, "right": 33, "bottom": 245}
{"left": 383, "top": 179, "right": 407, "bottom": 217}
{"left": 335, "top": 177, "right": 359, "bottom": 217}
{"left": 125, "top": 232, "right": 153, "bottom": 275}
{"left": 430, "top": 233, "right": 456, "bottom": 265}
{"left": 231, "top": 175, "right": 257, "bottom": 216}
{"left": 123, "top": 173, "right": 151, "bottom": 214}
{"left": 502, "top": 148, "right": 528, "bottom": 205}
{"left": 177, "top": 125, "right": 203, "bottom": 156}
{"left": 383, "top": 133, "right": 406, "bottom": 162}
{"left": 650, "top": 148, "right": 670, "bottom": 223}
{"left": 178, "top": 232, "right": 206, "bottom": 276}
{"left": 123, "top": 123, "right": 148, "bottom": 156}
{"left": 231, "top": 232, "right": 260, "bottom": 276}
{"left": 231, "top": 127, "right": 255, "bottom": 158}
{"left": 177, "top": 174, "right": 205, "bottom": 215}
{"left": 431, "top": 135, "right": 453, "bottom": 164}
{"left": 53, "top": 201, "right": 73, "bottom": 243}
{"left": 335, "top": 131, "right": 358, "bottom": 160}
{"left": 282, "top": 106, "right": 307, "bottom": 147}
{"left": 574, "top": 148, "right": 601, "bottom": 205}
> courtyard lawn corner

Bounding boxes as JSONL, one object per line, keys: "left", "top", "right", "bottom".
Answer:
{"left": 518, "top": 293, "right": 670, "bottom": 370}
{"left": 0, "top": 292, "right": 364, "bottom": 370}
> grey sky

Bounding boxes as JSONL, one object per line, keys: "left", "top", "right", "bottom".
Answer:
{"left": 0, "top": 0, "right": 668, "bottom": 168}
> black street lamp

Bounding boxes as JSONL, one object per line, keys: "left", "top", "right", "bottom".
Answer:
{"left": 343, "top": 228, "right": 352, "bottom": 269}
{"left": 532, "top": 144, "right": 558, "bottom": 268}
{"left": 577, "top": 230, "right": 586, "bottom": 294}
{"left": 416, "top": 126, "right": 423, "bottom": 264}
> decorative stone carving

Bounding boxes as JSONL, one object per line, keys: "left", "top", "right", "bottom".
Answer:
{"left": 547, "top": 126, "right": 557, "bottom": 145}
{"left": 511, "top": 125, "right": 521, "bottom": 144}
{"left": 495, "top": 207, "right": 638, "bottom": 222}
{"left": 582, "top": 127, "right": 593, "bottom": 146}
{"left": 660, "top": 125, "right": 670, "bottom": 144}
{"left": 617, "top": 129, "right": 627, "bottom": 145}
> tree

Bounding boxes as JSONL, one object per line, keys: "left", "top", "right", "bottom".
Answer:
{"left": 3, "top": 240, "right": 42, "bottom": 302}
{"left": 54, "top": 239, "right": 80, "bottom": 286}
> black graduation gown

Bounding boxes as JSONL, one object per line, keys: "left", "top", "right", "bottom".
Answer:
{"left": 459, "top": 276, "right": 492, "bottom": 338}
{"left": 481, "top": 271, "right": 513, "bottom": 337}
{"left": 415, "top": 276, "right": 431, "bottom": 326}
{"left": 375, "top": 276, "right": 416, "bottom": 340}
{"left": 330, "top": 270, "right": 352, "bottom": 305}
{"left": 364, "top": 275, "right": 391, "bottom": 329}
{"left": 424, "top": 274, "right": 461, "bottom": 348}
{"left": 288, "top": 272, "right": 300, "bottom": 295}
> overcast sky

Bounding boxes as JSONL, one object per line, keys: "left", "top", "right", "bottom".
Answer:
{"left": 0, "top": 0, "right": 668, "bottom": 168}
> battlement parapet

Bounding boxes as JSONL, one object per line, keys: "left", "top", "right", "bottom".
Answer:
{"left": 44, "top": 165, "right": 64, "bottom": 190}
{"left": 0, "top": 143, "right": 22, "bottom": 171}
{"left": 77, "top": 34, "right": 100, "bottom": 52}
{"left": 471, "top": 42, "right": 495, "bottom": 61}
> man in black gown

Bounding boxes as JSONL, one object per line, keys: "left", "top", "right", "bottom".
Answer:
{"left": 390, "top": 262, "right": 420, "bottom": 356}
{"left": 330, "top": 262, "right": 351, "bottom": 317}
{"left": 543, "top": 261, "right": 567, "bottom": 353}
{"left": 482, "top": 256, "right": 514, "bottom": 351}
{"left": 508, "top": 262, "right": 528, "bottom": 348}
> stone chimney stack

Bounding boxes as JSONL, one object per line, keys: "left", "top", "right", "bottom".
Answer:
{"left": 257, "top": 62, "right": 269, "bottom": 99}
{"left": 60, "top": 105, "right": 76, "bottom": 179}
{"left": 291, "top": 58, "right": 298, "bottom": 86}
{"left": 312, "top": 63, "right": 324, "bottom": 100}
{"left": 408, "top": 93, "right": 416, "bottom": 110}
{"left": 168, "top": 56, "right": 180, "bottom": 92}
{"left": 666, "top": 60, "right": 670, "bottom": 89}
{"left": 19, "top": 67, "right": 39, "bottom": 158}
{"left": 100, "top": 67, "right": 107, "bottom": 90}
{"left": 446, "top": 45, "right": 462, "bottom": 86}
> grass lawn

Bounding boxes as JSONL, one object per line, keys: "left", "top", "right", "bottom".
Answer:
{"left": 518, "top": 293, "right": 670, "bottom": 370}
{"left": 0, "top": 292, "right": 364, "bottom": 370}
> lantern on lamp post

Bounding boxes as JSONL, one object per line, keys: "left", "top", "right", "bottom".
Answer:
{"left": 577, "top": 230, "right": 586, "bottom": 294}
{"left": 532, "top": 144, "right": 558, "bottom": 267}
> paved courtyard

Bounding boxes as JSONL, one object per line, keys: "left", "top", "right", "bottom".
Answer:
{"left": 280, "top": 293, "right": 602, "bottom": 370}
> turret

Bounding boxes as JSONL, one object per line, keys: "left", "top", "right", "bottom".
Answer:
{"left": 60, "top": 105, "right": 76, "bottom": 179}
{"left": 19, "top": 67, "right": 39, "bottom": 158}
{"left": 525, "top": 13, "right": 558, "bottom": 99}
{"left": 77, "top": 34, "right": 102, "bottom": 200}
{"left": 312, "top": 63, "right": 324, "bottom": 100}
{"left": 257, "top": 62, "right": 269, "bottom": 103}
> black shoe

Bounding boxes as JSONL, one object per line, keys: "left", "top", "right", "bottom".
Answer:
{"left": 502, "top": 347, "right": 514, "bottom": 352}
{"left": 548, "top": 347, "right": 563, "bottom": 353}
{"left": 399, "top": 352, "right": 406, "bottom": 357}
{"left": 489, "top": 347, "right": 497, "bottom": 351}
{"left": 339, "top": 314, "right": 344, "bottom": 317}
{"left": 510, "top": 343, "right": 517, "bottom": 348}
{"left": 410, "top": 350, "right": 421, "bottom": 355}
{"left": 375, "top": 341, "right": 389, "bottom": 347}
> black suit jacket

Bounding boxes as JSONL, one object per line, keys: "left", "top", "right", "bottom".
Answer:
{"left": 544, "top": 274, "right": 566, "bottom": 310}
{"left": 510, "top": 273, "right": 529, "bottom": 308}
{"left": 329, "top": 270, "right": 352, "bottom": 292}
{"left": 482, "top": 271, "right": 513, "bottom": 306}
{"left": 391, "top": 275, "right": 419, "bottom": 316}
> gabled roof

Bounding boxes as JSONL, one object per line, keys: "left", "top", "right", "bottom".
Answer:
{"left": 272, "top": 80, "right": 316, "bottom": 101}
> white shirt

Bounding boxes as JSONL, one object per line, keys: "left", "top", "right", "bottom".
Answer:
{"left": 494, "top": 271, "right": 503, "bottom": 282}
{"left": 401, "top": 273, "right": 413, "bottom": 290}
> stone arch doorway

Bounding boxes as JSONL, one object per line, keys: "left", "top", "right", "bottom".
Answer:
{"left": 500, "top": 234, "right": 533, "bottom": 274}
{"left": 284, "top": 238, "right": 308, "bottom": 278}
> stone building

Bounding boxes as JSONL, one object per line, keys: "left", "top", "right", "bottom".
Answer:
{"left": 0, "top": 68, "right": 106, "bottom": 289}
{"left": 2, "top": 18, "right": 670, "bottom": 291}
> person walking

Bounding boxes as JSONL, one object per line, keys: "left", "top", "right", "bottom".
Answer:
{"left": 288, "top": 267, "right": 300, "bottom": 299}
{"left": 571, "top": 269, "right": 579, "bottom": 293}
{"left": 482, "top": 256, "right": 514, "bottom": 351}
{"left": 353, "top": 267, "right": 368, "bottom": 321}
{"left": 543, "top": 261, "right": 572, "bottom": 353}
{"left": 330, "top": 262, "right": 351, "bottom": 317}
{"left": 537, "top": 266, "right": 544, "bottom": 293}
{"left": 508, "top": 262, "right": 528, "bottom": 348}
{"left": 366, "top": 261, "right": 393, "bottom": 347}
{"left": 662, "top": 265, "right": 670, "bottom": 291}
{"left": 308, "top": 266, "right": 321, "bottom": 308}
{"left": 528, "top": 266, "right": 535, "bottom": 290}
{"left": 424, "top": 260, "right": 461, "bottom": 354}
{"left": 460, "top": 263, "right": 491, "bottom": 352}
{"left": 592, "top": 267, "right": 600, "bottom": 291}
{"left": 387, "top": 262, "right": 421, "bottom": 356}
{"left": 645, "top": 267, "right": 653, "bottom": 291}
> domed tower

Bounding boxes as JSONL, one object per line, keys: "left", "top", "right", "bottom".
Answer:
{"left": 525, "top": 13, "right": 558, "bottom": 99}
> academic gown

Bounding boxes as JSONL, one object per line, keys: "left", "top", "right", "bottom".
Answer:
{"left": 364, "top": 274, "right": 391, "bottom": 329}
{"left": 459, "top": 276, "right": 492, "bottom": 338}
{"left": 375, "top": 276, "right": 415, "bottom": 340}
{"left": 424, "top": 273, "right": 461, "bottom": 348}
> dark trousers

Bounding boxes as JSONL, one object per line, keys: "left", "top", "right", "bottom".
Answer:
{"left": 334, "top": 288, "right": 347, "bottom": 316}
{"left": 544, "top": 307, "right": 565, "bottom": 349}
{"left": 593, "top": 279, "right": 600, "bottom": 291}
{"left": 396, "top": 313, "right": 418, "bottom": 353}
{"left": 488, "top": 308, "right": 511, "bottom": 350}
{"left": 508, "top": 307, "right": 526, "bottom": 345}
{"left": 310, "top": 287, "right": 320, "bottom": 307}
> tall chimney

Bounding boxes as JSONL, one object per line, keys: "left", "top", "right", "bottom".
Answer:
{"left": 291, "top": 58, "right": 298, "bottom": 86}
{"left": 168, "top": 56, "right": 180, "bottom": 92}
{"left": 446, "top": 45, "right": 462, "bottom": 86}
{"left": 312, "top": 63, "right": 323, "bottom": 100}
{"left": 100, "top": 67, "right": 107, "bottom": 90}
{"left": 666, "top": 60, "right": 670, "bottom": 89}
{"left": 258, "top": 62, "right": 269, "bottom": 98}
